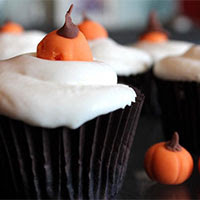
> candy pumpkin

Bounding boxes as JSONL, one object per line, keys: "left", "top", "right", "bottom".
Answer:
{"left": 139, "top": 11, "right": 168, "bottom": 43}
{"left": 78, "top": 15, "right": 108, "bottom": 40}
{"left": 144, "top": 132, "right": 193, "bottom": 185}
{"left": 37, "top": 4, "right": 93, "bottom": 61}
{"left": 140, "top": 31, "right": 168, "bottom": 43}
{"left": 0, "top": 21, "right": 24, "bottom": 34}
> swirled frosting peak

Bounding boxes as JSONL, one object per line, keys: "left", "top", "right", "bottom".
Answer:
{"left": 0, "top": 54, "right": 136, "bottom": 129}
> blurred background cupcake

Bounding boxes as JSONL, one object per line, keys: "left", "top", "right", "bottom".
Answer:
{"left": 133, "top": 11, "right": 193, "bottom": 62}
{"left": 0, "top": 0, "right": 48, "bottom": 60}
{"left": 0, "top": 21, "right": 45, "bottom": 60}
{"left": 78, "top": 16, "right": 153, "bottom": 114}
{"left": 154, "top": 45, "right": 200, "bottom": 154}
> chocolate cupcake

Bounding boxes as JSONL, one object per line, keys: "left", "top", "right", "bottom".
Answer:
{"left": 154, "top": 45, "right": 200, "bottom": 154}
{"left": 0, "top": 5, "right": 144, "bottom": 199}
{"left": 0, "top": 21, "right": 45, "bottom": 60}
{"left": 132, "top": 11, "right": 193, "bottom": 115}
{"left": 134, "top": 11, "right": 193, "bottom": 62}
{"left": 78, "top": 16, "right": 153, "bottom": 114}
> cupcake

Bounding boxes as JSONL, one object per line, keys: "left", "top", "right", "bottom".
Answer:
{"left": 0, "top": 5, "right": 144, "bottom": 199}
{"left": 0, "top": 21, "right": 45, "bottom": 60}
{"left": 154, "top": 45, "right": 200, "bottom": 154}
{"left": 78, "top": 16, "right": 153, "bottom": 113}
{"left": 134, "top": 11, "right": 193, "bottom": 62}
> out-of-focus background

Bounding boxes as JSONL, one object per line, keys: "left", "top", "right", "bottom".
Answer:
{"left": 1, "top": 0, "right": 200, "bottom": 43}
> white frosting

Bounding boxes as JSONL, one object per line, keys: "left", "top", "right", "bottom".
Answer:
{"left": 0, "top": 31, "right": 45, "bottom": 60}
{"left": 89, "top": 38, "right": 152, "bottom": 76}
{"left": 134, "top": 40, "right": 193, "bottom": 62}
{"left": 154, "top": 45, "right": 200, "bottom": 82}
{"left": 0, "top": 53, "right": 136, "bottom": 129}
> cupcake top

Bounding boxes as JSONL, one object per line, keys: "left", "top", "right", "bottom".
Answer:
{"left": 134, "top": 12, "right": 192, "bottom": 62}
{"left": 89, "top": 38, "right": 152, "bottom": 76}
{"left": 78, "top": 16, "right": 152, "bottom": 76}
{"left": 135, "top": 39, "right": 192, "bottom": 62}
{"left": 0, "top": 21, "right": 45, "bottom": 60}
{"left": 0, "top": 5, "right": 136, "bottom": 129}
{"left": 154, "top": 45, "right": 200, "bottom": 82}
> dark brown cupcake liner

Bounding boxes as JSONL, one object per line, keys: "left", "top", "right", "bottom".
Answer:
{"left": 118, "top": 68, "right": 160, "bottom": 115}
{"left": 0, "top": 88, "right": 144, "bottom": 199}
{"left": 155, "top": 77, "right": 200, "bottom": 154}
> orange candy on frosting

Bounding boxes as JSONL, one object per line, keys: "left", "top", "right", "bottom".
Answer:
{"left": 37, "top": 30, "right": 93, "bottom": 61}
{"left": 140, "top": 31, "right": 168, "bottom": 43}
{"left": 37, "top": 5, "right": 93, "bottom": 61}
{"left": 139, "top": 11, "right": 168, "bottom": 43}
{"left": 78, "top": 16, "right": 108, "bottom": 40}
{"left": 0, "top": 21, "right": 24, "bottom": 34}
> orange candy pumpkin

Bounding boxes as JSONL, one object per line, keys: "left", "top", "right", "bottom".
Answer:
{"left": 144, "top": 132, "right": 193, "bottom": 185}
{"left": 37, "top": 30, "right": 93, "bottom": 61}
{"left": 78, "top": 16, "right": 108, "bottom": 40}
{"left": 0, "top": 21, "right": 24, "bottom": 34}
{"left": 37, "top": 5, "right": 93, "bottom": 61}
{"left": 139, "top": 11, "right": 168, "bottom": 43}
{"left": 140, "top": 31, "right": 168, "bottom": 43}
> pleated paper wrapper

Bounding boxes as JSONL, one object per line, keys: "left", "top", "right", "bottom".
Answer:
{"left": 0, "top": 88, "right": 144, "bottom": 199}
{"left": 156, "top": 78, "right": 200, "bottom": 154}
{"left": 118, "top": 68, "right": 160, "bottom": 115}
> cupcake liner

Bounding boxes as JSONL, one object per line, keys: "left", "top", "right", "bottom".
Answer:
{"left": 118, "top": 92, "right": 143, "bottom": 187}
{"left": 155, "top": 78, "right": 200, "bottom": 154}
{"left": 0, "top": 88, "right": 144, "bottom": 199}
{"left": 113, "top": 89, "right": 144, "bottom": 197}
{"left": 0, "top": 128, "right": 17, "bottom": 198}
{"left": 118, "top": 68, "right": 159, "bottom": 115}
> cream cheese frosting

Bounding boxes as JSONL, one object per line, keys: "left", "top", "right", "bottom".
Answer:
{"left": 154, "top": 45, "right": 200, "bottom": 81}
{"left": 134, "top": 40, "right": 193, "bottom": 62}
{"left": 0, "top": 53, "right": 136, "bottom": 129}
{"left": 0, "top": 31, "right": 45, "bottom": 60}
{"left": 89, "top": 38, "right": 153, "bottom": 76}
